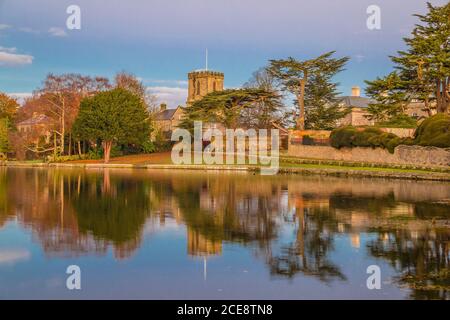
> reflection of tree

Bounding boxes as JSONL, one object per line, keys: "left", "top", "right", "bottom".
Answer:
{"left": 329, "top": 191, "right": 450, "bottom": 298}
{"left": 2, "top": 168, "right": 450, "bottom": 296}
{"left": 172, "top": 179, "right": 346, "bottom": 282}
{"left": 2, "top": 168, "right": 108, "bottom": 256}
{"left": 71, "top": 170, "right": 153, "bottom": 259}
{"left": 174, "top": 181, "right": 278, "bottom": 248}
{"left": 367, "top": 229, "right": 450, "bottom": 300}
{"left": 0, "top": 168, "right": 10, "bottom": 228}
{"left": 329, "top": 192, "right": 397, "bottom": 216}
{"left": 267, "top": 204, "right": 346, "bottom": 282}
{"left": 414, "top": 202, "right": 450, "bottom": 219}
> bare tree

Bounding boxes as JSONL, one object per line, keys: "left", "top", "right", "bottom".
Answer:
{"left": 36, "top": 74, "right": 110, "bottom": 155}
{"left": 114, "top": 71, "right": 158, "bottom": 113}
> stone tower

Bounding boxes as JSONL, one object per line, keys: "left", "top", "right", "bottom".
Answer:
{"left": 187, "top": 70, "right": 224, "bottom": 106}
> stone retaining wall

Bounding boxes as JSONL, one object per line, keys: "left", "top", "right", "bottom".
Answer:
{"left": 288, "top": 144, "right": 450, "bottom": 167}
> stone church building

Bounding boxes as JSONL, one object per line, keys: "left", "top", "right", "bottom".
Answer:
{"left": 153, "top": 69, "right": 225, "bottom": 137}
{"left": 187, "top": 70, "right": 224, "bottom": 106}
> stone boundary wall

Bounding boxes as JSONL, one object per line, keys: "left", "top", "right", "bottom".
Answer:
{"left": 288, "top": 144, "right": 450, "bottom": 167}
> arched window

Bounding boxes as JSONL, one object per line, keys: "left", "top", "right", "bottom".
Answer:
{"left": 196, "top": 81, "right": 200, "bottom": 95}
{"left": 213, "top": 81, "right": 216, "bottom": 91}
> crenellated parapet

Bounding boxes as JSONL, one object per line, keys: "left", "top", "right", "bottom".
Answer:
{"left": 187, "top": 69, "right": 224, "bottom": 106}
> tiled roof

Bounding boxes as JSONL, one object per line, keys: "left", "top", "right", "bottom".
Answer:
{"left": 339, "top": 96, "right": 375, "bottom": 109}
{"left": 155, "top": 108, "right": 178, "bottom": 121}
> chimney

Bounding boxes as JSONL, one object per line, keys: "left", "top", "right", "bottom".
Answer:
{"left": 160, "top": 103, "right": 167, "bottom": 111}
{"left": 351, "top": 86, "right": 361, "bottom": 97}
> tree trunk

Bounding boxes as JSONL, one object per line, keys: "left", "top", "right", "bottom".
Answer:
{"left": 297, "top": 75, "right": 307, "bottom": 130}
{"left": 442, "top": 77, "right": 449, "bottom": 113}
{"left": 60, "top": 96, "right": 65, "bottom": 155}
{"left": 103, "top": 141, "right": 112, "bottom": 163}
{"left": 436, "top": 79, "right": 449, "bottom": 113}
{"left": 53, "top": 131, "right": 57, "bottom": 160}
{"left": 68, "top": 132, "right": 72, "bottom": 156}
{"left": 77, "top": 141, "right": 82, "bottom": 156}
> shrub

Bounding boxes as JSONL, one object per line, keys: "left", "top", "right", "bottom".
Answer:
{"left": 48, "top": 154, "right": 89, "bottom": 162}
{"left": 384, "top": 136, "right": 403, "bottom": 153}
{"left": 331, "top": 126, "right": 402, "bottom": 153}
{"left": 331, "top": 114, "right": 450, "bottom": 154}
{"left": 414, "top": 114, "right": 450, "bottom": 148}
{"left": 154, "top": 139, "right": 173, "bottom": 152}
{"left": 109, "top": 145, "right": 123, "bottom": 158}
{"left": 141, "top": 139, "right": 156, "bottom": 153}
{"left": 330, "top": 126, "right": 358, "bottom": 148}
{"left": 353, "top": 127, "right": 384, "bottom": 147}
{"left": 87, "top": 148, "right": 103, "bottom": 160}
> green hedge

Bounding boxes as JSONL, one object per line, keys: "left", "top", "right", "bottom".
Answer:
{"left": 331, "top": 114, "right": 450, "bottom": 153}
{"left": 330, "top": 126, "right": 406, "bottom": 153}
{"left": 414, "top": 114, "right": 450, "bottom": 148}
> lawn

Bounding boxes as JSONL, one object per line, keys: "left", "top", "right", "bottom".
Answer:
{"left": 69, "top": 152, "right": 174, "bottom": 165}
{"left": 66, "top": 152, "right": 447, "bottom": 175}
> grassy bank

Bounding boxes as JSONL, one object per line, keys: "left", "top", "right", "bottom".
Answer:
{"left": 2, "top": 152, "right": 450, "bottom": 182}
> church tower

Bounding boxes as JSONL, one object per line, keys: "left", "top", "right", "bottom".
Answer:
{"left": 187, "top": 70, "right": 224, "bottom": 106}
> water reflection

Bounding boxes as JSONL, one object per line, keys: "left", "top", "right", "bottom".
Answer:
{"left": 0, "top": 167, "right": 449, "bottom": 299}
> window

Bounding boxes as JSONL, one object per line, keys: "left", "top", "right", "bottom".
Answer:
{"left": 196, "top": 81, "right": 200, "bottom": 95}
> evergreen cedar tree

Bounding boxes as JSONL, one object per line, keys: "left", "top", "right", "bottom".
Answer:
{"left": 73, "top": 88, "right": 150, "bottom": 163}
{"left": 365, "top": 2, "right": 450, "bottom": 120}
{"left": 180, "top": 88, "right": 282, "bottom": 130}
{"left": 267, "top": 51, "right": 350, "bottom": 130}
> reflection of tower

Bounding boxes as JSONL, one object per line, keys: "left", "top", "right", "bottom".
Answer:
{"left": 350, "top": 234, "right": 361, "bottom": 248}
{"left": 187, "top": 227, "right": 222, "bottom": 281}
{"left": 187, "top": 227, "right": 222, "bottom": 257}
{"left": 187, "top": 70, "right": 224, "bottom": 106}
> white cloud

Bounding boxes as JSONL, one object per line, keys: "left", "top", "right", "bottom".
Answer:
{"left": 144, "top": 79, "right": 188, "bottom": 86}
{"left": 354, "top": 54, "right": 365, "bottom": 63}
{"left": 0, "top": 46, "right": 16, "bottom": 53}
{"left": 8, "top": 92, "right": 32, "bottom": 104}
{"left": 0, "top": 24, "right": 11, "bottom": 30}
{"left": 48, "top": 27, "right": 67, "bottom": 37}
{"left": 19, "top": 27, "right": 40, "bottom": 35}
{"left": 147, "top": 86, "right": 188, "bottom": 107}
{"left": 0, "top": 249, "right": 31, "bottom": 265}
{"left": 0, "top": 49, "right": 33, "bottom": 66}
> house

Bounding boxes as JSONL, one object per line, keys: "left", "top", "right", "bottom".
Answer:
{"left": 337, "top": 86, "right": 436, "bottom": 127}
{"left": 336, "top": 86, "right": 376, "bottom": 127}
{"left": 404, "top": 101, "right": 432, "bottom": 120}
{"left": 153, "top": 105, "right": 184, "bottom": 139}
{"left": 16, "top": 113, "right": 53, "bottom": 143}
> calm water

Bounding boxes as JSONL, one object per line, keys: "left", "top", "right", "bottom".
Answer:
{"left": 0, "top": 167, "right": 449, "bottom": 300}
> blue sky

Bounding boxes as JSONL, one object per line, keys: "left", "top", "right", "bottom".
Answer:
{"left": 0, "top": 0, "right": 447, "bottom": 107}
